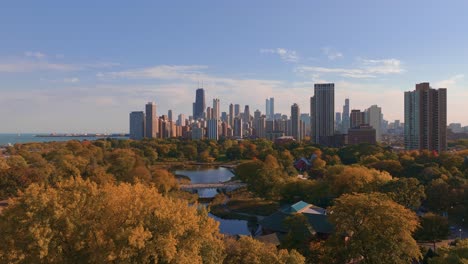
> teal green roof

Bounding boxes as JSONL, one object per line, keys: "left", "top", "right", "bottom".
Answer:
{"left": 281, "top": 200, "right": 310, "bottom": 214}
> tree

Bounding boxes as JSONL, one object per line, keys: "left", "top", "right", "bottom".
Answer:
{"left": 325, "top": 165, "right": 392, "bottom": 197}
{"left": 326, "top": 193, "right": 421, "bottom": 264}
{"left": 380, "top": 177, "right": 426, "bottom": 209}
{"left": 414, "top": 213, "right": 450, "bottom": 251}
{"left": 425, "top": 178, "right": 451, "bottom": 213}
{"left": 428, "top": 239, "right": 468, "bottom": 264}
{"left": 223, "top": 236, "right": 305, "bottom": 264}
{"left": 0, "top": 178, "right": 225, "bottom": 263}
{"left": 282, "top": 214, "right": 315, "bottom": 254}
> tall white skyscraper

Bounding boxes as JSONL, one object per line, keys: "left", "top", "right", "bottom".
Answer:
{"left": 341, "top": 98, "right": 350, "bottom": 133}
{"left": 366, "top": 105, "right": 382, "bottom": 142}
{"left": 213, "top": 98, "right": 220, "bottom": 121}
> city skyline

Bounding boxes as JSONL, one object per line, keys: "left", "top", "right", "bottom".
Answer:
{"left": 1, "top": 1, "right": 468, "bottom": 132}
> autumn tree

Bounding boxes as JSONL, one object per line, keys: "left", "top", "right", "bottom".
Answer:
{"left": 0, "top": 178, "right": 225, "bottom": 263}
{"left": 325, "top": 165, "right": 392, "bottom": 197}
{"left": 326, "top": 193, "right": 421, "bottom": 264}
{"left": 223, "top": 236, "right": 305, "bottom": 264}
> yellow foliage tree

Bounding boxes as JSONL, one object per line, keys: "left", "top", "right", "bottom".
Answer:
{"left": 0, "top": 177, "right": 224, "bottom": 264}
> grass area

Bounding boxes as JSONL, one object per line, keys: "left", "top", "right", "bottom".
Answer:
{"left": 210, "top": 188, "right": 279, "bottom": 219}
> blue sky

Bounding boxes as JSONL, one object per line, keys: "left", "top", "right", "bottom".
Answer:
{"left": 1, "top": 0, "right": 467, "bottom": 133}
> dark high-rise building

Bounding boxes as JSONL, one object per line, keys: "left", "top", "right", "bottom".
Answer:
{"left": 145, "top": 102, "right": 157, "bottom": 138}
{"left": 168, "top": 109, "right": 173, "bottom": 122}
{"left": 244, "top": 105, "right": 251, "bottom": 122}
{"left": 234, "top": 104, "right": 240, "bottom": 117}
{"left": 311, "top": 83, "right": 335, "bottom": 144}
{"left": 350, "top": 109, "right": 366, "bottom": 128}
{"left": 348, "top": 124, "right": 377, "bottom": 145}
{"left": 129, "top": 111, "right": 145, "bottom": 140}
{"left": 342, "top": 98, "right": 350, "bottom": 133}
{"left": 229, "top": 103, "right": 234, "bottom": 127}
{"left": 193, "top": 88, "right": 206, "bottom": 120}
{"left": 291, "top": 103, "right": 301, "bottom": 141}
{"left": 404, "top": 82, "right": 447, "bottom": 152}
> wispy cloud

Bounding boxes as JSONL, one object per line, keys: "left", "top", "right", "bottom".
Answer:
{"left": 435, "top": 74, "right": 464, "bottom": 88}
{"left": 322, "top": 47, "right": 343, "bottom": 60}
{"left": 64, "top": 77, "right": 80, "bottom": 83}
{"left": 296, "top": 58, "right": 404, "bottom": 79}
{"left": 24, "top": 51, "right": 46, "bottom": 59}
{"left": 100, "top": 65, "right": 208, "bottom": 80}
{"left": 0, "top": 56, "right": 119, "bottom": 73}
{"left": 260, "top": 48, "right": 299, "bottom": 62}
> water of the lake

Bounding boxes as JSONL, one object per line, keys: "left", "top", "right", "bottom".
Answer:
{"left": 174, "top": 167, "right": 256, "bottom": 236}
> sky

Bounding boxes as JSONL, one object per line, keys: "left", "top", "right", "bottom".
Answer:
{"left": 1, "top": 0, "right": 467, "bottom": 133}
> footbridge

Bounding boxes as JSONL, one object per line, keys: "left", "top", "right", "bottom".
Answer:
{"left": 180, "top": 181, "right": 246, "bottom": 192}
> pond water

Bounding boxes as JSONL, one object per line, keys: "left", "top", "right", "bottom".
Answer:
{"left": 174, "top": 167, "right": 235, "bottom": 198}
{"left": 175, "top": 167, "right": 257, "bottom": 236}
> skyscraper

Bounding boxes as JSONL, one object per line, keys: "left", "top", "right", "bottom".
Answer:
{"left": 129, "top": 111, "right": 145, "bottom": 140}
{"left": 311, "top": 83, "right": 335, "bottom": 144}
{"left": 335, "top": 112, "right": 342, "bottom": 132}
{"left": 234, "top": 117, "right": 243, "bottom": 138}
{"left": 404, "top": 82, "right": 447, "bottom": 152}
{"left": 365, "top": 105, "right": 382, "bottom": 142}
{"left": 266, "top": 98, "right": 270, "bottom": 118}
{"left": 291, "top": 103, "right": 301, "bottom": 141}
{"left": 342, "top": 98, "right": 350, "bottom": 133}
{"left": 145, "top": 102, "right": 157, "bottom": 138}
{"left": 243, "top": 105, "right": 251, "bottom": 122}
{"left": 234, "top": 104, "right": 240, "bottom": 117}
{"left": 168, "top": 109, "right": 173, "bottom": 122}
{"left": 229, "top": 103, "right": 234, "bottom": 127}
{"left": 193, "top": 88, "right": 206, "bottom": 120}
{"left": 212, "top": 98, "right": 220, "bottom": 121}
{"left": 269, "top": 98, "right": 274, "bottom": 120}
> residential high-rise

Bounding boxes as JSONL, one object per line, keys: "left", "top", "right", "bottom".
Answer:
{"left": 350, "top": 110, "right": 366, "bottom": 128}
{"left": 404, "top": 82, "right": 447, "bottom": 152}
{"left": 291, "top": 103, "right": 301, "bottom": 141}
{"left": 145, "top": 102, "right": 157, "bottom": 138}
{"left": 129, "top": 111, "right": 145, "bottom": 140}
{"left": 311, "top": 83, "right": 335, "bottom": 144}
{"left": 193, "top": 88, "right": 206, "bottom": 120}
{"left": 177, "top": 114, "right": 185, "bottom": 126}
{"left": 207, "top": 119, "right": 219, "bottom": 140}
{"left": 365, "top": 105, "right": 382, "bottom": 142}
{"left": 254, "top": 116, "right": 266, "bottom": 138}
{"left": 233, "top": 117, "right": 243, "bottom": 138}
{"left": 342, "top": 98, "right": 350, "bottom": 133}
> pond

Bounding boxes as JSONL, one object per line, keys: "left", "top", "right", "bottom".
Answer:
{"left": 175, "top": 167, "right": 258, "bottom": 236}
{"left": 174, "top": 167, "right": 235, "bottom": 198}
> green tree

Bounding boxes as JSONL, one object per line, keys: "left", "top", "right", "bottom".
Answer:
{"left": 326, "top": 193, "right": 421, "bottom": 264}
{"left": 380, "top": 177, "right": 426, "bottom": 209}
{"left": 414, "top": 213, "right": 450, "bottom": 251}
{"left": 429, "top": 239, "right": 468, "bottom": 264}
